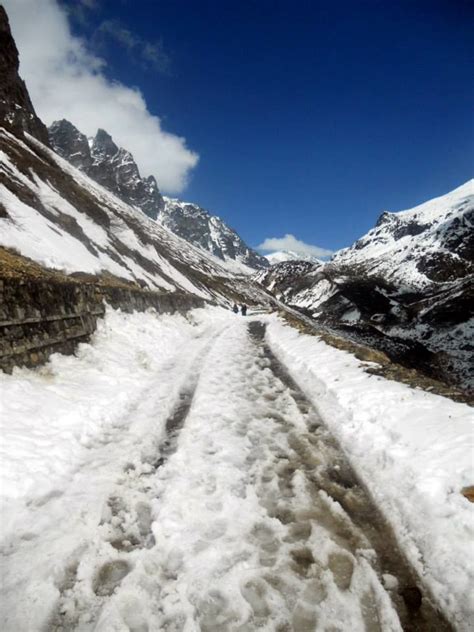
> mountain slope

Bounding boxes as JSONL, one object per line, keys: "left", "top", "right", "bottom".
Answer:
{"left": 48, "top": 120, "right": 268, "bottom": 271}
{"left": 256, "top": 181, "right": 474, "bottom": 390}
{"left": 158, "top": 197, "right": 269, "bottom": 272}
{"left": 0, "top": 126, "right": 271, "bottom": 308}
{"left": 334, "top": 180, "right": 473, "bottom": 287}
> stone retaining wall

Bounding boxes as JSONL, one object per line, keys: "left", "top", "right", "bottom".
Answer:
{"left": 0, "top": 278, "right": 205, "bottom": 373}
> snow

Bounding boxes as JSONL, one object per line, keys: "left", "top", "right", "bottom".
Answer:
{"left": 0, "top": 183, "right": 111, "bottom": 276}
{"left": 1, "top": 306, "right": 406, "bottom": 630}
{"left": 265, "top": 251, "right": 322, "bottom": 265}
{"left": 265, "top": 315, "right": 474, "bottom": 630}
{"left": 1, "top": 305, "right": 472, "bottom": 630}
{"left": 0, "top": 308, "right": 206, "bottom": 506}
{"left": 394, "top": 179, "right": 473, "bottom": 222}
{"left": 332, "top": 179, "right": 473, "bottom": 289}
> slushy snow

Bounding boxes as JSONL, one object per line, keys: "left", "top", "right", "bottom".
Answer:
{"left": 0, "top": 307, "right": 472, "bottom": 630}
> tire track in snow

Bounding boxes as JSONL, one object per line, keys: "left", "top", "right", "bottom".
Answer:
{"left": 248, "top": 320, "right": 452, "bottom": 632}
{"left": 47, "top": 327, "right": 228, "bottom": 632}
{"left": 39, "top": 316, "right": 454, "bottom": 631}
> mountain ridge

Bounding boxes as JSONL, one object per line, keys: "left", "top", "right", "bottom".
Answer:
{"left": 48, "top": 119, "right": 268, "bottom": 271}
{"left": 256, "top": 180, "right": 474, "bottom": 390}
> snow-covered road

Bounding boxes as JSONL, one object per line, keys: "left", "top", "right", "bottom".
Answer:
{"left": 0, "top": 308, "right": 471, "bottom": 631}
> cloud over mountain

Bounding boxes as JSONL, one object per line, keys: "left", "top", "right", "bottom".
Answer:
{"left": 3, "top": 0, "right": 198, "bottom": 194}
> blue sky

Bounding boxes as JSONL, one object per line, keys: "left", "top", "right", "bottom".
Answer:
{"left": 55, "top": 1, "right": 473, "bottom": 252}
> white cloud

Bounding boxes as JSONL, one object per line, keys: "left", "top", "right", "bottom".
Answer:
{"left": 258, "top": 234, "right": 333, "bottom": 258}
{"left": 3, "top": 0, "right": 198, "bottom": 193}
{"left": 95, "top": 19, "right": 171, "bottom": 73}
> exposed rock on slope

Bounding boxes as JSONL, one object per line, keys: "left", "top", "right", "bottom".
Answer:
{"left": 334, "top": 180, "right": 473, "bottom": 287}
{"left": 0, "top": 9, "right": 270, "bottom": 323}
{"left": 0, "top": 6, "right": 49, "bottom": 144}
{"left": 159, "top": 197, "right": 269, "bottom": 272}
{"left": 49, "top": 120, "right": 164, "bottom": 220}
{"left": 256, "top": 181, "right": 474, "bottom": 390}
{"left": 254, "top": 260, "right": 323, "bottom": 304}
{"left": 0, "top": 125, "right": 271, "bottom": 309}
{"left": 49, "top": 120, "right": 268, "bottom": 271}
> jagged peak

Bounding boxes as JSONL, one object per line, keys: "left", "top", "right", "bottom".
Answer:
{"left": 49, "top": 118, "right": 81, "bottom": 134}
{"left": 92, "top": 128, "right": 118, "bottom": 156}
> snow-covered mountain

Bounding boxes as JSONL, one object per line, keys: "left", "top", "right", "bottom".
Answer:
{"left": 0, "top": 124, "right": 272, "bottom": 306}
{"left": 334, "top": 180, "right": 473, "bottom": 288}
{"left": 0, "top": 9, "right": 272, "bottom": 309}
{"left": 256, "top": 182, "right": 474, "bottom": 390}
{"left": 159, "top": 197, "right": 268, "bottom": 272}
{"left": 254, "top": 260, "right": 323, "bottom": 300}
{"left": 264, "top": 250, "right": 322, "bottom": 264}
{"left": 48, "top": 120, "right": 268, "bottom": 271}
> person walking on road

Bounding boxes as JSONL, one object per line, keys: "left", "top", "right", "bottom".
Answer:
{"left": 241, "top": 304, "right": 247, "bottom": 316}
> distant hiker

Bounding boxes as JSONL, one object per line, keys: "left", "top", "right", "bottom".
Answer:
{"left": 232, "top": 303, "right": 239, "bottom": 314}
{"left": 241, "top": 304, "right": 248, "bottom": 316}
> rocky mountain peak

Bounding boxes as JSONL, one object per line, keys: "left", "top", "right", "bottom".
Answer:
{"left": 48, "top": 120, "right": 164, "bottom": 220}
{"left": 159, "top": 198, "right": 269, "bottom": 271}
{"left": 49, "top": 120, "right": 268, "bottom": 271}
{"left": 0, "top": 6, "right": 49, "bottom": 144}
{"left": 92, "top": 129, "right": 119, "bottom": 158}
{"left": 49, "top": 119, "right": 90, "bottom": 170}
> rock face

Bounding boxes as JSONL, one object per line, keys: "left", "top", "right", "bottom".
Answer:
{"left": 49, "top": 120, "right": 267, "bottom": 270}
{"left": 254, "top": 260, "right": 323, "bottom": 304}
{"left": 49, "top": 120, "right": 164, "bottom": 220}
{"left": 159, "top": 198, "right": 269, "bottom": 271}
{"left": 256, "top": 181, "right": 474, "bottom": 391}
{"left": 0, "top": 6, "right": 49, "bottom": 144}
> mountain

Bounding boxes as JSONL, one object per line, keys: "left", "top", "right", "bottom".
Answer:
{"left": 48, "top": 120, "right": 268, "bottom": 271}
{"left": 256, "top": 181, "right": 474, "bottom": 390}
{"left": 333, "top": 180, "right": 473, "bottom": 288}
{"left": 264, "top": 250, "right": 322, "bottom": 265}
{"left": 0, "top": 6, "right": 49, "bottom": 144}
{"left": 0, "top": 125, "right": 273, "bottom": 307}
{"left": 0, "top": 9, "right": 271, "bottom": 311}
{"left": 158, "top": 197, "right": 269, "bottom": 272}
{"left": 254, "top": 260, "right": 323, "bottom": 304}
{"left": 49, "top": 120, "right": 165, "bottom": 220}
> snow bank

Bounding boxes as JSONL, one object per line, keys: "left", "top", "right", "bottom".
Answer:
{"left": 265, "top": 316, "right": 474, "bottom": 630}
{"left": 0, "top": 307, "right": 213, "bottom": 515}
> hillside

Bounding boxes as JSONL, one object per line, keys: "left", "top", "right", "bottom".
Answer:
{"left": 256, "top": 182, "right": 474, "bottom": 391}
{"left": 48, "top": 120, "right": 268, "bottom": 272}
{"left": 0, "top": 126, "right": 270, "bottom": 308}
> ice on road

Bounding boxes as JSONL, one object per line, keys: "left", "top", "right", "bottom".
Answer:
{"left": 0, "top": 308, "right": 467, "bottom": 631}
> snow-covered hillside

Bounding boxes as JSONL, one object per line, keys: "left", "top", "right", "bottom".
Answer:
{"left": 49, "top": 120, "right": 268, "bottom": 272}
{"left": 334, "top": 180, "right": 473, "bottom": 288}
{"left": 0, "top": 127, "right": 270, "bottom": 306}
{"left": 159, "top": 197, "right": 268, "bottom": 273}
{"left": 256, "top": 181, "right": 474, "bottom": 390}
